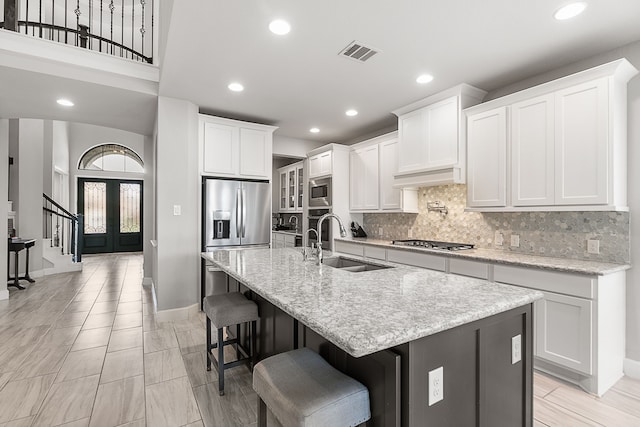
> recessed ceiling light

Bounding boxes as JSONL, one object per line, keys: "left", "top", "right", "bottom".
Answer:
{"left": 416, "top": 74, "right": 434, "bottom": 84}
{"left": 345, "top": 109, "right": 358, "bottom": 117}
{"left": 56, "top": 98, "right": 74, "bottom": 107}
{"left": 228, "top": 82, "right": 244, "bottom": 92}
{"left": 269, "top": 19, "right": 291, "bottom": 35}
{"left": 309, "top": 127, "right": 320, "bottom": 133}
{"left": 554, "top": 2, "right": 587, "bottom": 20}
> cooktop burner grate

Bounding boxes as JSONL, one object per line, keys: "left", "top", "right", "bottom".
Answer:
{"left": 391, "top": 239, "right": 475, "bottom": 251}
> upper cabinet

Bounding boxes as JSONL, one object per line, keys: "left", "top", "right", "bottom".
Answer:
{"left": 466, "top": 59, "right": 638, "bottom": 212}
{"left": 199, "top": 114, "right": 277, "bottom": 180}
{"left": 277, "top": 161, "right": 304, "bottom": 213}
{"left": 392, "top": 84, "right": 487, "bottom": 188}
{"left": 349, "top": 132, "right": 418, "bottom": 213}
{"left": 308, "top": 150, "right": 333, "bottom": 178}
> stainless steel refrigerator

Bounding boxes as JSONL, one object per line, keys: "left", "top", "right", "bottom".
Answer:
{"left": 203, "top": 178, "right": 271, "bottom": 250}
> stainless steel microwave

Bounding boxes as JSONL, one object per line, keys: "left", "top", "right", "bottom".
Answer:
{"left": 309, "top": 177, "right": 332, "bottom": 207}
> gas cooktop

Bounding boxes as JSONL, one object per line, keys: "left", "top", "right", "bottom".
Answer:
{"left": 391, "top": 239, "right": 475, "bottom": 251}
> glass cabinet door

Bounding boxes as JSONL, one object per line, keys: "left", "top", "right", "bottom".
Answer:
{"left": 280, "top": 172, "right": 287, "bottom": 210}
{"left": 297, "top": 167, "right": 304, "bottom": 210}
{"left": 288, "top": 169, "right": 296, "bottom": 209}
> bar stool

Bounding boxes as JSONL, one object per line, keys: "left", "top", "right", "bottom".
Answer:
{"left": 253, "top": 347, "right": 371, "bottom": 427}
{"left": 203, "top": 292, "right": 258, "bottom": 396}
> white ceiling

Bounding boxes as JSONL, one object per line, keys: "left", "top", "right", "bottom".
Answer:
{"left": 159, "top": 0, "right": 640, "bottom": 143}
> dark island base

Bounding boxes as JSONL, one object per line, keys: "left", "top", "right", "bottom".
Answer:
{"left": 223, "top": 277, "right": 533, "bottom": 427}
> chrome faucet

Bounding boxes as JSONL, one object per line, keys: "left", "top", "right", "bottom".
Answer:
{"left": 302, "top": 228, "right": 319, "bottom": 261}
{"left": 289, "top": 216, "right": 299, "bottom": 233}
{"left": 316, "top": 213, "right": 348, "bottom": 266}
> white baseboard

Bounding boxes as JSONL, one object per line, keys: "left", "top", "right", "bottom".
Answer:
{"left": 142, "top": 277, "right": 153, "bottom": 287}
{"left": 624, "top": 358, "right": 640, "bottom": 379}
{"left": 0, "top": 289, "right": 8, "bottom": 300}
{"left": 156, "top": 303, "right": 200, "bottom": 323}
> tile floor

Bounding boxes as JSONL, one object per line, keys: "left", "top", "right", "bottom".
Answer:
{"left": 0, "top": 252, "right": 638, "bottom": 426}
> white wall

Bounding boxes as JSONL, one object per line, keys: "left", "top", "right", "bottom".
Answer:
{"left": 52, "top": 121, "right": 70, "bottom": 211}
{"left": 143, "top": 133, "right": 155, "bottom": 283}
{"left": 155, "top": 96, "right": 199, "bottom": 311}
{"left": 16, "top": 119, "right": 45, "bottom": 274}
{"left": 483, "top": 39, "right": 640, "bottom": 366}
{"left": 0, "top": 120, "right": 9, "bottom": 300}
{"left": 272, "top": 135, "right": 325, "bottom": 158}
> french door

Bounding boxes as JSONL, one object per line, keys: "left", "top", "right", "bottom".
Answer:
{"left": 78, "top": 178, "right": 143, "bottom": 254}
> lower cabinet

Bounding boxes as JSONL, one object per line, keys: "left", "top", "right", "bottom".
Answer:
{"left": 534, "top": 292, "right": 593, "bottom": 375}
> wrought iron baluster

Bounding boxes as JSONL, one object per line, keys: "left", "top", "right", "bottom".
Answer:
{"left": 131, "top": 0, "right": 134, "bottom": 59}
{"left": 38, "top": 0, "right": 42, "bottom": 37}
{"left": 100, "top": 0, "right": 103, "bottom": 52}
{"left": 64, "top": 0, "right": 68, "bottom": 43}
{"left": 52, "top": 0, "right": 55, "bottom": 40}
{"left": 121, "top": 0, "right": 124, "bottom": 58}
{"left": 75, "top": 0, "right": 80, "bottom": 46}
{"left": 88, "top": 0, "right": 92, "bottom": 49}
{"left": 25, "top": 0, "right": 29, "bottom": 35}
{"left": 109, "top": 0, "right": 114, "bottom": 54}
{"left": 140, "top": 0, "right": 145, "bottom": 57}
{"left": 151, "top": 0, "right": 154, "bottom": 63}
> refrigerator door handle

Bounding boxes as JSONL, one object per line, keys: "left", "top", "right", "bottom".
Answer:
{"left": 242, "top": 188, "right": 247, "bottom": 238}
{"left": 235, "top": 188, "right": 241, "bottom": 238}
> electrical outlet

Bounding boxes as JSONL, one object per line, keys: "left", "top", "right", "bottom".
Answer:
{"left": 510, "top": 234, "right": 520, "bottom": 248}
{"left": 173, "top": 205, "right": 181, "bottom": 216}
{"left": 494, "top": 231, "right": 504, "bottom": 246}
{"left": 428, "top": 366, "right": 444, "bottom": 406}
{"left": 587, "top": 239, "right": 600, "bottom": 254}
{"left": 512, "top": 335, "right": 522, "bottom": 364}
{"left": 378, "top": 227, "right": 383, "bottom": 236}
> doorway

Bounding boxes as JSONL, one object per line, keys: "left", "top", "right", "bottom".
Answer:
{"left": 78, "top": 178, "right": 143, "bottom": 254}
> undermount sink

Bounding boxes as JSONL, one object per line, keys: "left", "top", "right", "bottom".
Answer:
{"left": 322, "top": 256, "right": 394, "bottom": 272}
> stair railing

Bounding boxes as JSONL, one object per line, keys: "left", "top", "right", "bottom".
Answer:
{"left": 42, "top": 193, "right": 83, "bottom": 262}
{"left": 1, "top": 0, "right": 154, "bottom": 64}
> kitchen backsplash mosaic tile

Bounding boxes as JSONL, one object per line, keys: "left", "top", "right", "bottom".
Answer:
{"left": 362, "top": 184, "right": 629, "bottom": 264}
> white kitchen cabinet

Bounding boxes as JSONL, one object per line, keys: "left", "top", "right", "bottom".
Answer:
{"left": 535, "top": 292, "right": 593, "bottom": 375}
{"left": 350, "top": 145, "right": 379, "bottom": 211}
{"left": 308, "top": 150, "right": 332, "bottom": 178}
{"left": 277, "top": 161, "right": 304, "bottom": 213}
{"left": 554, "top": 79, "right": 608, "bottom": 205}
{"left": 465, "top": 59, "right": 637, "bottom": 212}
{"left": 200, "top": 114, "right": 276, "bottom": 179}
{"left": 511, "top": 94, "right": 555, "bottom": 206}
{"left": 466, "top": 106, "right": 507, "bottom": 207}
{"left": 349, "top": 133, "right": 418, "bottom": 213}
{"left": 392, "top": 84, "right": 487, "bottom": 188}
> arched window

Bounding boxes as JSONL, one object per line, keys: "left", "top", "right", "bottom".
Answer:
{"left": 79, "top": 144, "right": 144, "bottom": 173}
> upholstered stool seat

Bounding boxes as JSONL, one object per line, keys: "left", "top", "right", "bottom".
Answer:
{"left": 253, "top": 347, "right": 371, "bottom": 427}
{"left": 203, "top": 292, "right": 258, "bottom": 396}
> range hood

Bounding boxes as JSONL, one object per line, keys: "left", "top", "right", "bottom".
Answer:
{"left": 391, "top": 84, "right": 487, "bottom": 188}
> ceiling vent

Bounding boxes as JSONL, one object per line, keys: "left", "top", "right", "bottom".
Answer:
{"left": 339, "top": 40, "right": 379, "bottom": 63}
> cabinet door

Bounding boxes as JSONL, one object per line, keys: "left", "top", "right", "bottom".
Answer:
{"left": 349, "top": 151, "right": 364, "bottom": 210}
{"left": 380, "top": 138, "right": 401, "bottom": 210}
{"left": 309, "top": 151, "right": 332, "bottom": 178}
{"left": 296, "top": 166, "right": 304, "bottom": 211}
{"left": 426, "top": 96, "right": 459, "bottom": 168}
{"left": 554, "top": 79, "right": 608, "bottom": 205}
{"left": 535, "top": 292, "right": 593, "bottom": 375}
{"left": 350, "top": 146, "right": 379, "bottom": 211}
{"left": 279, "top": 171, "right": 287, "bottom": 212}
{"left": 202, "top": 122, "right": 238, "bottom": 176}
{"left": 239, "top": 128, "right": 270, "bottom": 178}
{"left": 398, "top": 109, "right": 426, "bottom": 172}
{"left": 467, "top": 107, "right": 507, "bottom": 207}
{"left": 288, "top": 168, "right": 296, "bottom": 209}
{"left": 511, "top": 94, "right": 555, "bottom": 206}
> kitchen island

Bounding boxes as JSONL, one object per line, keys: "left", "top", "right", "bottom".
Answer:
{"left": 201, "top": 248, "right": 542, "bottom": 426}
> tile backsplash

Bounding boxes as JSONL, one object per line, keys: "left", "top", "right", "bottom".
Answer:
{"left": 362, "top": 184, "right": 629, "bottom": 264}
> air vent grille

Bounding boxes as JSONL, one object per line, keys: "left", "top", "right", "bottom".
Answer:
{"left": 339, "top": 40, "right": 379, "bottom": 63}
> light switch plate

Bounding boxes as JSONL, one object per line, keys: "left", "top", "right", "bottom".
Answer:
{"left": 512, "top": 334, "right": 522, "bottom": 364}
{"left": 428, "top": 366, "right": 444, "bottom": 406}
{"left": 494, "top": 231, "right": 504, "bottom": 246}
{"left": 510, "top": 234, "right": 520, "bottom": 248}
{"left": 173, "top": 205, "right": 181, "bottom": 216}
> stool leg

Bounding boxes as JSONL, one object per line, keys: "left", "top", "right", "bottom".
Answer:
{"left": 206, "top": 317, "right": 211, "bottom": 371}
{"left": 257, "top": 395, "right": 267, "bottom": 427}
{"left": 218, "top": 327, "right": 225, "bottom": 396}
{"left": 250, "top": 320, "right": 257, "bottom": 371}
{"left": 236, "top": 324, "right": 241, "bottom": 356}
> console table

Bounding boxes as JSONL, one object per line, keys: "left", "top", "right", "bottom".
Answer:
{"left": 7, "top": 238, "right": 36, "bottom": 290}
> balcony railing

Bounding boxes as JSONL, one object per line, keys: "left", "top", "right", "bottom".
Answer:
{"left": 1, "top": 0, "right": 154, "bottom": 64}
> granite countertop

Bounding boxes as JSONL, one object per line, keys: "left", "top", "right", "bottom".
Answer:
{"left": 201, "top": 248, "right": 541, "bottom": 358}
{"left": 336, "top": 238, "right": 630, "bottom": 276}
